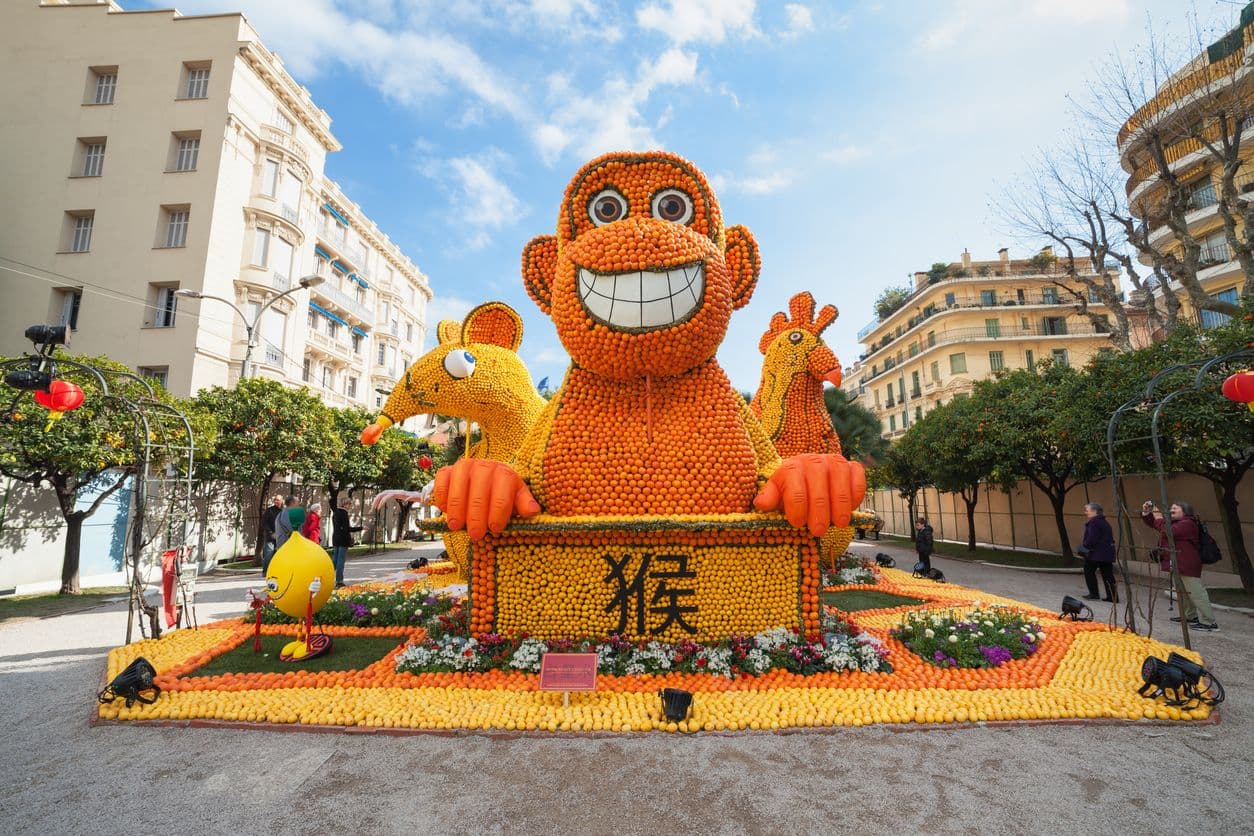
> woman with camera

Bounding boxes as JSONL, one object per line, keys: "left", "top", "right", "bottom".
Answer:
{"left": 1141, "top": 500, "right": 1218, "bottom": 632}
{"left": 1078, "top": 502, "right": 1117, "bottom": 602}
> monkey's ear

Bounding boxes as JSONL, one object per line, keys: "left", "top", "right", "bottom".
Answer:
{"left": 462, "top": 302, "right": 524, "bottom": 352}
{"left": 725, "top": 225, "right": 761, "bottom": 310}
{"left": 522, "top": 235, "right": 558, "bottom": 315}
{"left": 436, "top": 320, "right": 461, "bottom": 344}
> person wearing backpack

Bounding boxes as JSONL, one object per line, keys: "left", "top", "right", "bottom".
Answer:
{"left": 914, "top": 517, "right": 935, "bottom": 574}
{"left": 1141, "top": 500, "right": 1218, "bottom": 631}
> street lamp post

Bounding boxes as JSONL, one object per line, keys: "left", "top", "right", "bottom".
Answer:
{"left": 177, "top": 274, "right": 324, "bottom": 381}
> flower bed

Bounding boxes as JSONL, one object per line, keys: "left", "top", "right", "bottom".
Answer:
{"left": 254, "top": 584, "right": 457, "bottom": 628}
{"left": 893, "top": 606, "right": 1044, "bottom": 669}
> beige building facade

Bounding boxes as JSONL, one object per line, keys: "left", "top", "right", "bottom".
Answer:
{"left": 0, "top": 0, "right": 431, "bottom": 411}
{"left": 1118, "top": 8, "right": 1253, "bottom": 325}
{"left": 849, "top": 249, "right": 1119, "bottom": 437}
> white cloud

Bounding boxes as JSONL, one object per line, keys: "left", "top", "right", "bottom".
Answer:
{"left": 637, "top": 0, "right": 760, "bottom": 45}
{"left": 781, "top": 4, "right": 814, "bottom": 39}
{"left": 920, "top": 0, "right": 1130, "bottom": 52}
{"left": 821, "top": 144, "right": 871, "bottom": 164}
{"left": 713, "top": 172, "right": 793, "bottom": 195}
{"left": 413, "top": 148, "right": 526, "bottom": 249}
{"left": 537, "top": 48, "right": 699, "bottom": 160}
{"left": 425, "top": 294, "right": 476, "bottom": 326}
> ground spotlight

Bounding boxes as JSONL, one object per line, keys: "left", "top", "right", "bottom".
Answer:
{"left": 1166, "top": 652, "right": 1225, "bottom": 707}
{"left": 659, "top": 688, "right": 693, "bottom": 722}
{"left": 1059, "top": 595, "right": 1094, "bottom": 622}
{"left": 97, "top": 656, "right": 161, "bottom": 708}
{"left": 1138, "top": 655, "right": 1191, "bottom": 706}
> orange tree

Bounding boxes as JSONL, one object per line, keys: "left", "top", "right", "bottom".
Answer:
{"left": 874, "top": 431, "right": 931, "bottom": 541}
{"left": 903, "top": 395, "right": 1001, "bottom": 551}
{"left": 974, "top": 361, "right": 1107, "bottom": 559}
{"left": 0, "top": 353, "right": 209, "bottom": 593}
{"left": 193, "top": 378, "right": 339, "bottom": 558}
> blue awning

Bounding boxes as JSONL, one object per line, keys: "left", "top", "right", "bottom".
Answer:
{"left": 314, "top": 246, "right": 330, "bottom": 261}
{"left": 309, "top": 301, "right": 349, "bottom": 327}
{"left": 331, "top": 260, "right": 348, "bottom": 275}
{"left": 323, "top": 203, "right": 350, "bottom": 227}
{"left": 350, "top": 273, "right": 369, "bottom": 289}
{"left": 351, "top": 326, "right": 367, "bottom": 337}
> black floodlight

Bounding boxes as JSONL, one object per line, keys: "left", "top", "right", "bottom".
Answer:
{"left": 1166, "top": 652, "right": 1225, "bottom": 707}
{"left": 4, "top": 368, "right": 52, "bottom": 391}
{"left": 97, "top": 657, "right": 161, "bottom": 708}
{"left": 1138, "top": 655, "right": 1191, "bottom": 706}
{"left": 659, "top": 688, "right": 693, "bottom": 723}
{"left": 1060, "top": 595, "right": 1094, "bottom": 622}
{"left": 874, "top": 553, "right": 895, "bottom": 568}
{"left": 25, "top": 324, "right": 68, "bottom": 347}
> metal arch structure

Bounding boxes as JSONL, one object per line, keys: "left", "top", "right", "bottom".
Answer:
{"left": 0, "top": 350, "right": 197, "bottom": 644}
{"left": 1105, "top": 346, "right": 1254, "bottom": 651}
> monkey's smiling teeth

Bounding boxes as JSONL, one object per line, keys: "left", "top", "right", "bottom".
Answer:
{"left": 577, "top": 263, "right": 705, "bottom": 330}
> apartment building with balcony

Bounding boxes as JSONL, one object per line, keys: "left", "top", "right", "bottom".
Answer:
{"left": 1118, "top": 2, "right": 1254, "bottom": 325}
{"left": 849, "top": 249, "right": 1119, "bottom": 438}
{"left": 0, "top": 0, "right": 431, "bottom": 412}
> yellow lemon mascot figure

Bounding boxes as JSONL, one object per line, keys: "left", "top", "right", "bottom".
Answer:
{"left": 265, "top": 507, "right": 336, "bottom": 661}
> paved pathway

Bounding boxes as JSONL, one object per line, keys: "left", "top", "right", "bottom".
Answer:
{"left": 1, "top": 538, "right": 1251, "bottom": 834}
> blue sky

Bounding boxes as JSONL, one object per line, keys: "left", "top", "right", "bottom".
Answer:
{"left": 142, "top": 0, "right": 1229, "bottom": 391}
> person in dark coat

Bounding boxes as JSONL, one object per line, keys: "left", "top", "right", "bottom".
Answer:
{"left": 1141, "top": 500, "right": 1218, "bottom": 631}
{"left": 914, "top": 517, "right": 934, "bottom": 573}
{"left": 1078, "top": 502, "right": 1117, "bottom": 602}
{"left": 331, "top": 498, "right": 362, "bottom": 588}
{"left": 260, "top": 494, "right": 284, "bottom": 573}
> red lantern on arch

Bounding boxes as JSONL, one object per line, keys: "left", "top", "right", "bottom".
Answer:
{"left": 33, "top": 379, "right": 85, "bottom": 430}
{"left": 1221, "top": 369, "right": 1254, "bottom": 413}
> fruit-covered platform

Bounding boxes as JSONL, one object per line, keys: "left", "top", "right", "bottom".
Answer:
{"left": 95, "top": 559, "right": 1216, "bottom": 734}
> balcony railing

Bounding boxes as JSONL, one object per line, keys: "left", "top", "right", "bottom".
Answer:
{"left": 261, "top": 124, "right": 310, "bottom": 163}
{"left": 1200, "top": 241, "right": 1232, "bottom": 266}
{"left": 317, "top": 222, "right": 368, "bottom": 269}
{"left": 1119, "top": 29, "right": 1250, "bottom": 147}
{"left": 263, "top": 342, "right": 284, "bottom": 366}
{"left": 859, "top": 291, "right": 1118, "bottom": 358}
{"left": 312, "top": 282, "right": 372, "bottom": 324}
{"left": 281, "top": 203, "right": 299, "bottom": 223}
{"left": 271, "top": 271, "right": 289, "bottom": 291}
{"left": 858, "top": 323, "right": 1110, "bottom": 384}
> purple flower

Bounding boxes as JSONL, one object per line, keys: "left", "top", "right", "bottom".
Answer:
{"left": 978, "top": 645, "right": 1012, "bottom": 667}
{"left": 348, "top": 602, "right": 369, "bottom": 620}
{"left": 423, "top": 596, "right": 438, "bottom": 605}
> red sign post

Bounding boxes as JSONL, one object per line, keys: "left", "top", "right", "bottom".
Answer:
{"left": 539, "top": 653, "right": 598, "bottom": 707}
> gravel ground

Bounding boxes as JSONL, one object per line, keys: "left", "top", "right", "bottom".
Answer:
{"left": 1, "top": 538, "right": 1251, "bottom": 835}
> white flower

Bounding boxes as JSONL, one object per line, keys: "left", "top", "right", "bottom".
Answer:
{"left": 947, "top": 634, "right": 958, "bottom": 644}
{"left": 983, "top": 620, "right": 994, "bottom": 627}
{"left": 1036, "top": 632, "right": 1047, "bottom": 642}
{"left": 1024, "top": 633, "right": 1035, "bottom": 642}
{"left": 370, "top": 607, "right": 379, "bottom": 616}
{"left": 924, "top": 628, "right": 935, "bottom": 639}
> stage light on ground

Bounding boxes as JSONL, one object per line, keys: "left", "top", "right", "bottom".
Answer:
{"left": 1166, "top": 652, "right": 1225, "bottom": 706}
{"left": 659, "top": 688, "right": 693, "bottom": 722}
{"left": 97, "top": 657, "right": 161, "bottom": 708}
{"left": 1059, "top": 595, "right": 1094, "bottom": 621}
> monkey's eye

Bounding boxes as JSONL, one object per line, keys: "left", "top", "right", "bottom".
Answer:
{"left": 265, "top": 578, "right": 278, "bottom": 592}
{"left": 651, "top": 188, "right": 693, "bottom": 224}
{"left": 589, "top": 189, "right": 628, "bottom": 226}
{"left": 443, "top": 350, "right": 476, "bottom": 379}
{"left": 788, "top": 331, "right": 804, "bottom": 344}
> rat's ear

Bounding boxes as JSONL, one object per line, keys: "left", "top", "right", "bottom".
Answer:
{"left": 462, "top": 302, "right": 524, "bottom": 352}
{"left": 522, "top": 235, "right": 557, "bottom": 315}
{"left": 436, "top": 320, "right": 461, "bottom": 344}
{"left": 725, "top": 225, "right": 761, "bottom": 310}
